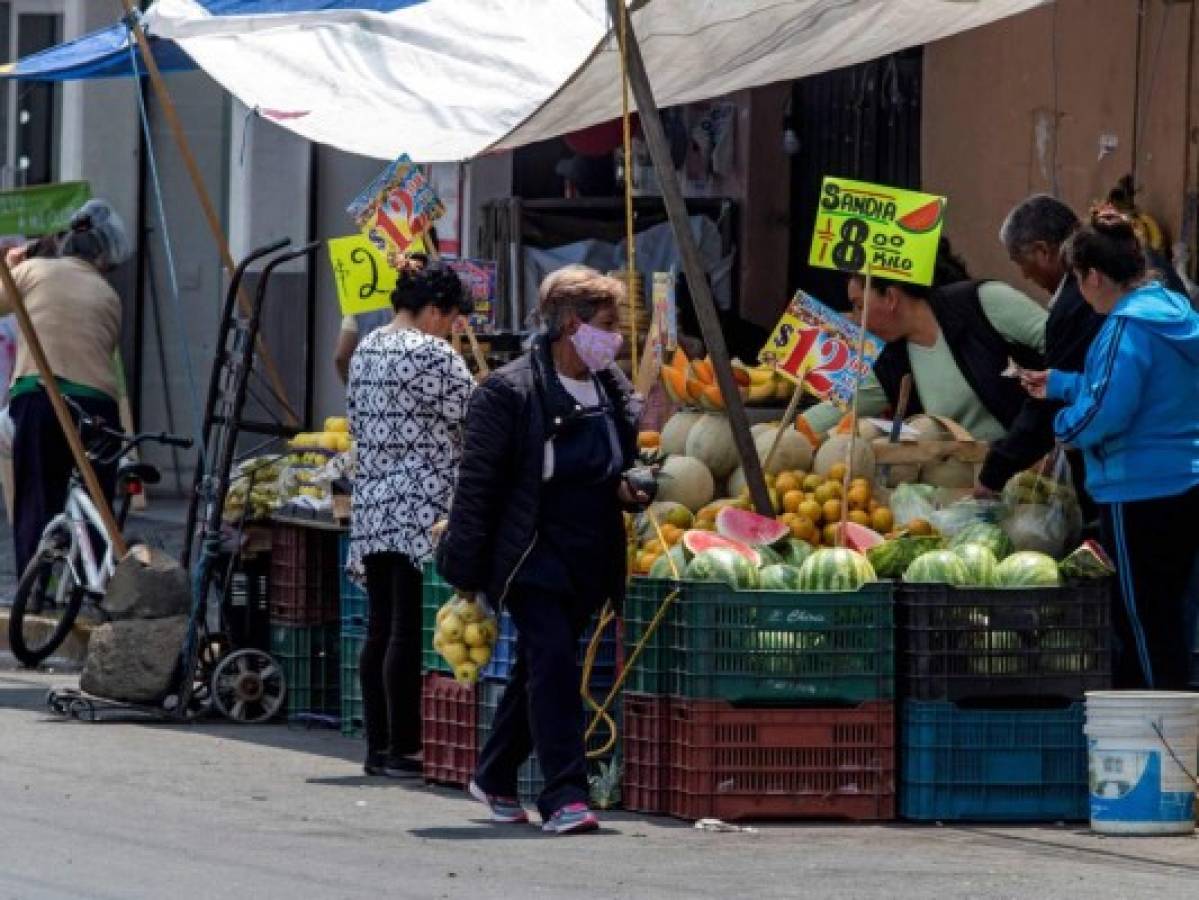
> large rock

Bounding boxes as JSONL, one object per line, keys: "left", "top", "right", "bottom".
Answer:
{"left": 104, "top": 547, "right": 191, "bottom": 621}
{"left": 80, "top": 616, "right": 188, "bottom": 703}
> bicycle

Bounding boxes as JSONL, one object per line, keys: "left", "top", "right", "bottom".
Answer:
{"left": 7, "top": 396, "right": 192, "bottom": 667}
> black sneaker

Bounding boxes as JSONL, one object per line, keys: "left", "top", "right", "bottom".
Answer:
{"left": 364, "top": 752, "right": 388, "bottom": 776}
{"left": 382, "top": 755, "right": 423, "bottom": 779}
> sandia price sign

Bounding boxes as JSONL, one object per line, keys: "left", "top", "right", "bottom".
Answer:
{"left": 808, "top": 177, "right": 947, "bottom": 286}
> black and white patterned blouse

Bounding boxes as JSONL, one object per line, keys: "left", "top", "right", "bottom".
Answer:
{"left": 347, "top": 326, "right": 474, "bottom": 574}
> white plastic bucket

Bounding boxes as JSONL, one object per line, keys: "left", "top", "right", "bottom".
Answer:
{"left": 1084, "top": 692, "right": 1199, "bottom": 835}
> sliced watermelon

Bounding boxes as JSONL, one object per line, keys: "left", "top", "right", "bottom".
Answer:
{"left": 897, "top": 197, "right": 945, "bottom": 234}
{"left": 682, "top": 530, "right": 762, "bottom": 568}
{"left": 715, "top": 506, "right": 789, "bottom": 547}
{"left": 842, "top": 522, "right": 884, "bottom": 553}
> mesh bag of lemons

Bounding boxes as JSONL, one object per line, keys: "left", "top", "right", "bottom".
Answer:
{"left": 433, "top": 594, "right": 499, "bottom": 685}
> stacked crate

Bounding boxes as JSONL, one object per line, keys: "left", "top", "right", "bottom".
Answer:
{"left": 269, "top": 523, "right": 342, "bottom": 720}
{"left": 420, "top": 563, "right": 623, "bottom": 798}
{"left": 622, "top": 577, "right": 896, "bottom": 821}
{"left": 896, "top": 579, "right": 1112, "bottom": 821}
{"left": 338, "top": 533, "right": 368, "bottom": 737}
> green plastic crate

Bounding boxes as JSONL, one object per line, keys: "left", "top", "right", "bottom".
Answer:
{"left": 269, "top": 623, "right": 340, "bottom": 717}
{"left": 626, "top": 577, "right": 894, "bottom": 705}
{"left": 340, "top": 631, "right": 365, "bottom": 737}
{"left": 421, "top": 562, "right": 454, "bottom": 674}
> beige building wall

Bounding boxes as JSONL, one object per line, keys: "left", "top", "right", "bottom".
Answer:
{"left": 922, "top": 0, "right": 1197, "bottom": 293}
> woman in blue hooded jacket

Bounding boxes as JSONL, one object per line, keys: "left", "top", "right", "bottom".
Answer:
{"left": 1023, "top": 208, "right": 1199, "bottom": 689}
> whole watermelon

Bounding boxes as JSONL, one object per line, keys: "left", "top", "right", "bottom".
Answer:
{"left": 904, "top": 550, "right": 972, "bottom": 586}
{"left": 994, "top": 551, "right": 1061, "bottom": 588}
{"left": 685, "top": 548, "right": 760, "bottom": 590}
{"left": 648, "top": 546, "right": 689, "bottom": 580}
{"left": 796, "top": 548, "right": 876, "bottom": 592}
{"left": 952, "top": 543, "right": 999, "bottom": 587}
{"left": 949, "top": 523, "right": 1013, "bottom": 560}
{"left": 775, "top": 538, "right": 815, "bottom": 569}
{"left": 758, "top": 564, "right": 804, "bottom": 591}
{"left": 867, "top": 535, "right": 943, "bottom": 578}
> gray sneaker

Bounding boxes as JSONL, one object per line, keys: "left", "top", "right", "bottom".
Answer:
{"left": 468, "top": 779, "right": 529, "bottom": 824}
{"left": 541, "top": 802, "right": 599, "bottom": 835}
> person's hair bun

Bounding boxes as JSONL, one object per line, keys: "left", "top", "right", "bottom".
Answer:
{"left": 1090, "top": 203, "right": 1135, "bottom": 239}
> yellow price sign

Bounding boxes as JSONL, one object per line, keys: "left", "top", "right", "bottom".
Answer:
{"left": 327, "top": 233, "right": 425, "bottom": 317}
{"left": 808, "top": 177, "right": 947, "bottom": 287}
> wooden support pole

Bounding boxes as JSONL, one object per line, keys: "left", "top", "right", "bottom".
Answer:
{"left": 121, "top": 0, "right": 299, "bottom": 427}
{"left": 838, "top": 266, "right": 873, "bottom": 546}
{"left": 607, "top": 0, "right": 773, "bottom": 516}
{"left": 0, "top": 258, "right": 127, "bottom": 557}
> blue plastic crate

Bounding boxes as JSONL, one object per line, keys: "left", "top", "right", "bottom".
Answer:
{"left": 340, "top": 631, "right": 366, "bottom": 738}
{"left": 899, "top": 701, "right": 1088, "bottom": 822}
{"left": 338, "top": 533, "right": 369, "bottom": 633}
{"left": 481, "top": 611, "right": 619, "bottom": 690}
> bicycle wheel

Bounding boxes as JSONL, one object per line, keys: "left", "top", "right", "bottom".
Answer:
{"left": 8, "top": 536, "right": 84, "bottom": 667}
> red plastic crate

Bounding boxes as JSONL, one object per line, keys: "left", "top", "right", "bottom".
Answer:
{"left": 269, "top": 524, "right": 341, "bottom": 625}
{"left": 621, "top": 693, "right": 671, "bottom": 814}
{"left": 667, "top": 699, "right": 895, "bottom": 822}
{"left": 421, "top": 673, "right": 478, "bottom": 787}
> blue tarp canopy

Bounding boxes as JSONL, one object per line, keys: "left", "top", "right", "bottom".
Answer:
{"left": 0, "top": 1, "right": 419, "bottom": 82}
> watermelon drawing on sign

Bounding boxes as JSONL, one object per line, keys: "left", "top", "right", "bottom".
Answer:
{"left": 896, "top": 198, "right": 945, "bottom": 234}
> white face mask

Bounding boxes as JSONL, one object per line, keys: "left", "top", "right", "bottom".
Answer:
{"left": 569, "top": 323, "right": 624, "bottom": 372}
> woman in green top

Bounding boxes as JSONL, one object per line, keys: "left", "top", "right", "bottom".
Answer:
{"left": 803, "top": 246, "right": 1050, "bottom": 494}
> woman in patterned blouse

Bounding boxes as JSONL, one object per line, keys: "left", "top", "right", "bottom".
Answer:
{"left": 347, "top": 265, "right": 475, "bottom": 777}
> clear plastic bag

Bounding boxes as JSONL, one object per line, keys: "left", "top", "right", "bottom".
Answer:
{"left": 929, "top": 498, "right": 1004, "bottom": 541}
{"left": 889, "top": 483, "right": 937, "bottom": 528}
{"left": 1000, "top": 447, "right": 1082, "bottom": 558}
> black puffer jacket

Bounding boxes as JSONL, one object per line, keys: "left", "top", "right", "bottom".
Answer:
{"left": 436, "top": 336, "right": 639, "bottom": 609}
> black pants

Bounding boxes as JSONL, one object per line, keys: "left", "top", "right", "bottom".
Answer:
{"left": 360, "top": 551, "right": 423, "bottom": 757}
{"left": 10, "top": 389, "right": 118, "bottom": 576}
{"left": 475, "top": 590, "right": 593, "bottom": 819}
{"left": 1099, "top": 485, "right": 1199, "bottom": 690}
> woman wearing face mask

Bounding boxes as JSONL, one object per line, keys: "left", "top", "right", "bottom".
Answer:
{"left": 437, "top": 265, "right": 646, "bottom": 835}
{"left": 347, "top": 264, "right": 475, "bottom": 778}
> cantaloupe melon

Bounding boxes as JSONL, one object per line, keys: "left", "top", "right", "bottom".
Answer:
{"left": 753, "top": 426, "right": 815, "bottom": 475}
{"left": 660, "top": 411, "right": 703, "bottom": 456}
{"left": 656, "top": 455, "right": 715, "bottom": 512}
{"left": 685, "top": 414, "right": 740, "bottom": 479}
{"left": 813, "top": 434, "right": 876, "bottom": 479}
{"left": 906, "top": 415, "right": 975, "bottom": 488}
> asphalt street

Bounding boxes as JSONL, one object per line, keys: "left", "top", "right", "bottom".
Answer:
{"left": 3, "top": 669, "right": 1199, "bottom": 900}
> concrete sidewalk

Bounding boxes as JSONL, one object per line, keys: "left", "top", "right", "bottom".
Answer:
{"left": 2, "top": 668, "right": 1197, "bottom": 900}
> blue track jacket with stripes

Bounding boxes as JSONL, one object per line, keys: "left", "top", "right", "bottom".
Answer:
{"left": 1046, "top": 281, "right": 1199, "bottom": 503}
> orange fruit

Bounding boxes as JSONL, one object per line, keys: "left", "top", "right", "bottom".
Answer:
{"left": 828, "top": 462, "right": 848, "bottom": 483}
{"left": 851, "top": 477, "right": 872, "bottom": 491}
{"left": 798, "top": 499, "right": 824, "bottom": 524}
{"left": 847, "top": 484, "right": 871, "bottom": 511}
{"left": 802, "top": 473, "right": 824, "bottom": 492}
{"left": 907, "top": 518, "right": 933, "bottom": 537}
{"left": 822, "top": 498, "right": 844, "bottom": 524}
{"left": 867, "top": 498, "right": 881, "bottom": 514}
{"left": 791, "top": 516, "right": 818, "bottom": 544}
{"left": 813, "top": 482, "right": 838, "bottom": 505}
{"left": 778, "top": 512, "right": 798, "bottom": 526}
{"left": 660, "top": 524, "right": 682, "bottom": 546}
{"left": 848, "top": 510, "right": 872, "bottom": 527}
{"left": 782, "top": 489, "right": 804, "bottom": 514}
{"left": 775, "top": 473, "right": 800, "bottom": 494}
{"left": 644, "top": 538, "right": 664, "bottom": 555}
{"left": 872, "top": 507, "right": 895, "bottom": 533}
{"left": 637, "top": 431, "right": 661, "bottom": 450}
{"left": 823, "top": 523, "right": 841, "bottom": 546}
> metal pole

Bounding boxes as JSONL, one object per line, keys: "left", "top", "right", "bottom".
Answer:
{"left": 606, "top": 0, "right": 772, "bottom": 515}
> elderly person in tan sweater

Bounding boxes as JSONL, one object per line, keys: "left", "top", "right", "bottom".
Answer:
{"left": 0, "top": 200, "right": 129, "bottom": 574}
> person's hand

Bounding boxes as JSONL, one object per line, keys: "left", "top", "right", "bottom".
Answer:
{"left": 5, "top": 245, "right": 27, "bottom": 269}
{"left": 1020, "top": 369, "right": 1049, "bottom": 399}
{"left": 618, "top": 479, "right": 651, "bottom": 507}
{"left": 430, "top": 518, "right": 448, "bottom": 547}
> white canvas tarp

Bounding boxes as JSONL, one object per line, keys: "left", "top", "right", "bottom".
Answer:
{"left": 147, "top": 0, "right": 1049, "bottom": 162}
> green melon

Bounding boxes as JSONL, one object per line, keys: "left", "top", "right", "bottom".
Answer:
{"left": 994, "top": 551, "right": 1061, "bottom": 588}
{"left": 684, "top": 548, "right": 760, "bottom": 590}
{"left": 949, "top": 523, "right": 1013, "bottom": 560}
{"left": 758, "top": 564, "right": 804, "bottom": 591}
{"left": 904, "top": 550, "right": 972, "bottom": 586}
{"left": 796, "top": 548, "right": 876, "bottom": 592}
{"left": 685, "top": 413, "right": 740, "bottom": 480}
{"left": 648, "top": 546, "right": 689, "bottom": 580}
{"left": 775, "top": 538, "right": 815, "bottom": 569}
{"left": 952, "top": 543, "right": 999, "bottom": 587}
